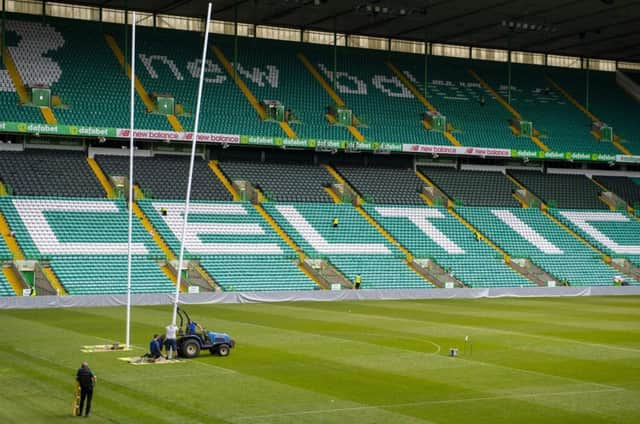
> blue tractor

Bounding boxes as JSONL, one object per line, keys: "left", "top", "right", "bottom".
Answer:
{"left": 176, "top": 307, "right": 235, "bottom": 358}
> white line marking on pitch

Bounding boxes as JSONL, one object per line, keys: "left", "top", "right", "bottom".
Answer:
{"left": 273, "top": 303, "right": 640, "bottom": 355}
{"left": 232, "top": 387, "right": 624, "bottom": 421}
{"left": 193, "top": 360, "right": 238, "bottom": 374}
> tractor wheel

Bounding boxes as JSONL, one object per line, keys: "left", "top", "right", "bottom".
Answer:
{"left": 182, "top": 340, "right": 200, "bottom": 359}
{"left": 217, "top": 344, "right": 230, "bottom": 357}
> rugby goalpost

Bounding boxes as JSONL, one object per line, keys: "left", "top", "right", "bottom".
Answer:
{"left": 125, "top": 3, "right": 214, "bottom": 348}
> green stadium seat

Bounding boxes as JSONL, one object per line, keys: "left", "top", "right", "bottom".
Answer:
{"left": 219, "top": 161, "right": 334, "bottom": 202}
{"left": 0, "top": 196, "right": 173, "bottom": 295}
{"left": 336, "top": 165, "right": 424, "bottom": 205}
{"left": 419, "top": 166, "right": 520, "bottom": 207}
{"left": 0, "top": 150, "right": 104, "bottom": 197}
{"left": 96, "top": 154, "right": 231, "bottom": 201}
{"left": 364, "top": 204, "right": 534, "bottom": 288}
{"left": 263, "top": 202, "right": 433, "bottom": 289}
{"left": 509, "top": 170, "right": 607, "bottom": 209}
{"left": 476, "top": 61, "right": 620, "bottom": 155}
{"left": 138, "top": 199, "right": 317, "bottom": 291}
{"left": 456, "top": 206, "right": 638, "bottom": 286}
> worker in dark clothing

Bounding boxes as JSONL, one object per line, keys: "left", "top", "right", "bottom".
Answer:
{"left": 480, "top": 96, "right": 485, "bottom": 107}
{"left": 354, "top": 274, "right": 361, "bottom": 290}
{"left": 332, "top": 216, "right": 339, "bottom": 228}
{"left": 149, "top": 334, "right": 163, "bottom": 360}
{"left": 76, "top": 361, "right": 96, "bottom": 417}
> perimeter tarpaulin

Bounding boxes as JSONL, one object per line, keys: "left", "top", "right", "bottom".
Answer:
{"left": 2, "top": 286, "right": 640, "bottom": 310}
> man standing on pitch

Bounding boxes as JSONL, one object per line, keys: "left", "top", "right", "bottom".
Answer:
{"left": 76, "top": 361, "right": 96, "bottom": 417}
{"left": 165, "top": 322, "right": 178, "bottom": 359}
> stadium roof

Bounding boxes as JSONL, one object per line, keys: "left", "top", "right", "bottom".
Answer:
{"left": 46, "top": 0, "right": 640, "bottom": 62}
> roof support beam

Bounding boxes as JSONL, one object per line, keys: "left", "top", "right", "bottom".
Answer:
{"left": 259, "top": 1, "right": 314, "bottom": 24}
{"left": 548, "top": 28, "right": 640, "bottom": 54}
{"left": 393, "top": 0, "right": 512, "bottom": 38}
{"left": 443, "top": 0, "right": 583, "bottom": 45}
{"left": 302, "top": 7, "right": 353, "bottom": 27}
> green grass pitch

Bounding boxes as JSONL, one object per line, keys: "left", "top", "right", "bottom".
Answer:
{"left": 1, "top": 296, "right": 639, "bottom": 423}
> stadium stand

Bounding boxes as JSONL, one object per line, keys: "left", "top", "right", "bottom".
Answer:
{"left": 0, "top": 11, "right": 635, "bottom": 157}
{"left": 0, "top": 149, "right": 104, "bottom": 197}
{"left": 49, "top": 255, "right": 173, "bottom": 294}
{"left": 95, "top": 154, "right": 231, "bottom": 200}
{"left": 217, "top": 36, "right": 349, "bottom": 141}
{"left": 363, "top": 204, "right": 534, "bottom": 288}
{"left": 419, "top": 166, "right": 520, "bottom": 207}
{"left": 125, "top": 27, "right": 282, "bottom": 136}
{"left": 0, "top": 197, "right": 174, "bottom": 294}
{"left": 456, "top": 207, "right": 636, "bottom": 286}
{"left": 550, "top": 209, "right": 640, "bottom": 268}
{"left": 1, "top": 15, "right": 148, "bottom": 129}
{"left": 2, "top": 7, "right": 640, "bottom": 297}
{"left": 303, "top": 44, "right": 449, "bottom": 145}
{"left": 475, "top": 61, "right": 619, "bottom": 154}
{"left": 0, "top": 270, "right": 15, "bottom": 296}
{"left": 391, "top": 53, "right": 532, "bottom": 149}
{"left": 263, "top": 202, "right": 432, "bottom": 289}
{"left": 200, "top": 255, "right": 319, "bottom": 291}
{"left": 335, "top": 165, "right": 424, "bottom": 204}
{"left": 508, "top": 170, "right": 607, "bottom": 209}
{"left": 138, "top": 199, "right": 317, "bottom": 291}
{"left": 549, "top": 67, "right": 640, "bottom": 153}
{"left": 0, "top": 18, "right": 59, "bottom": 124}
{"left": 593, "top": 175, "right": 640, "bottom": 208}
{"left": 219, "top": 161, "right": 334, "bottom": 202}
{"left": 0, "top": 238, "right": 15, "bottom": 296}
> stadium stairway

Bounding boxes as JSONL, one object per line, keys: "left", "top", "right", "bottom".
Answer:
{"left": 2, "top": 264, "right": 24, "bottom": 295}
{"left": 545, "top": 75, "right": 631, "bottom": 155}
{"left": 210, "top": 45, "right": 296, "bottom": 139}
{"left": 415, "top": 168, "right": 458, "bottom": 207}
{"left": 297, "top": 52, "right": 365, "bottom": 142}
{"left": 39, "top": 264, "right": 67, "bottom": 295}
{"left": 588, "top": 176, "right": 629, "bottom": 211}
{"left": 132, "top": 203, "right": 175, "bottom": 260}
{"left": 104, "top": 34, "right": 184, "bottom": 132}
{"left": 385, "top": 61, "right": 462, "bottom": 147}
{"left": 468, "top": 69, "right": 549, "bottom": 151}
{"left": 592, "top": 175, "right": 640, "bottom": 212}
{"left": 0, "top": 210, "right": 25, "bottom": 260}
{"left": 86, "top": 158, "right": 116, "bottom": 198}
{"left": 2, "top": 40, "right": 58, "bottom": 124}
{"left": 209, "top": 161, "right": 241, "bottom": 201}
